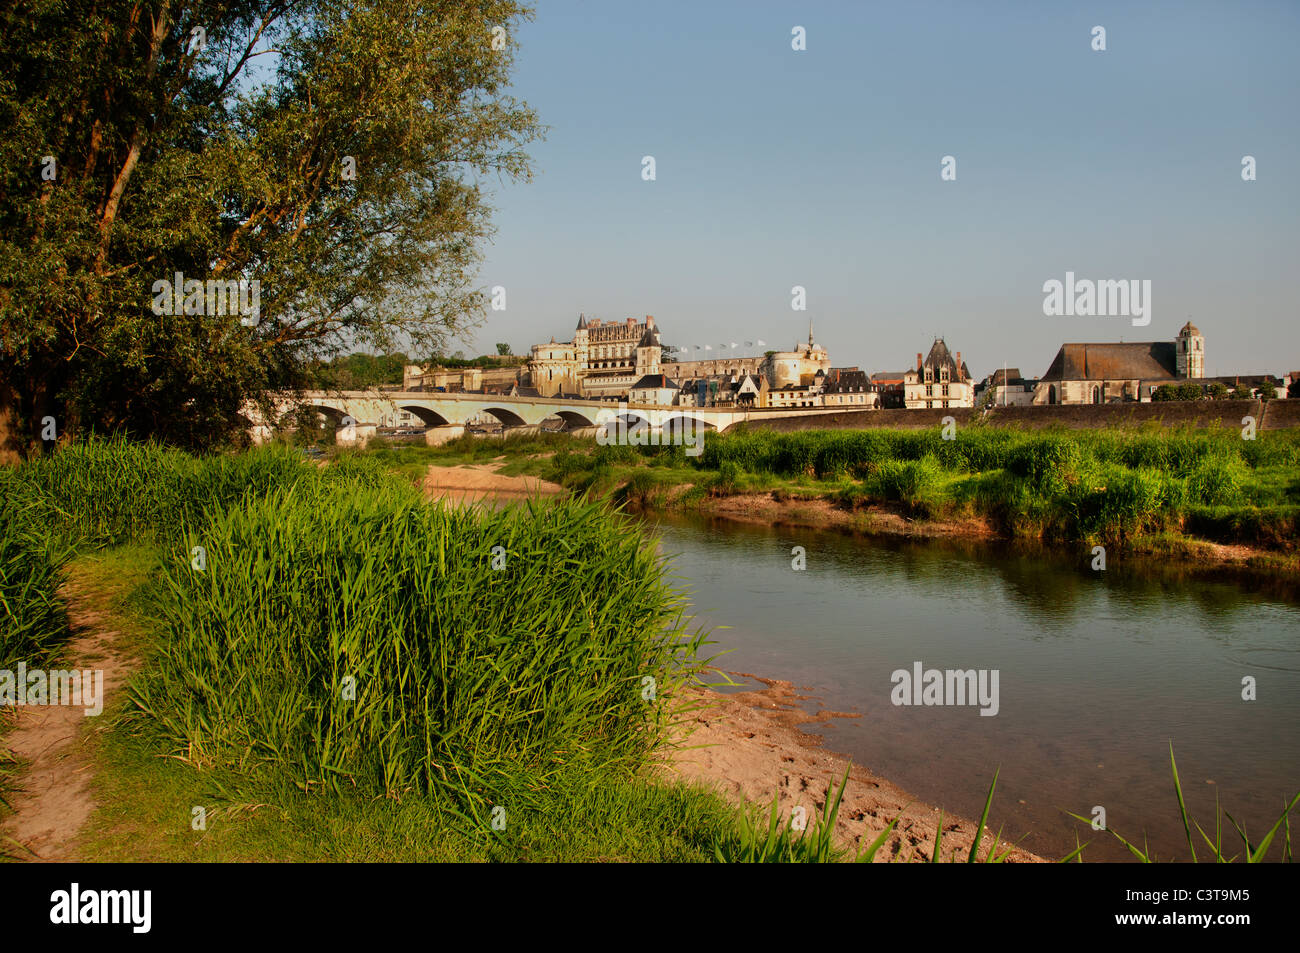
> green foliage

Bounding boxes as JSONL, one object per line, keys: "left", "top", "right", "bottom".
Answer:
{"left": 681, "top": 426, "right": 1300, "bottom": 544}
{"left": 0, "top": 476, "right": 71, "bottom": 669}
{"left": 1152, "top": 382, "right": 1204, "bottom": 401}
{"left": 0, "top": 0, "right": 542, "bottom": 453}
{"left": 308, "top": 353, "right": 409, "bottom": 390}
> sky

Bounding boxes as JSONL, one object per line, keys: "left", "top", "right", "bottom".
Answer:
{"left": 464, "top": 0, "right": 1299, "bottom": 381}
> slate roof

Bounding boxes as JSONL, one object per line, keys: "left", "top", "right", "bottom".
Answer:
{"left": 1041, "top": 342, "right": 1177, "bottom": 382}
{"left": 630, "top": 374, "right": 678, "bottom": 390}
{"left": 576, "top": 314, "right": 587, "bottom": 330}
{"left": 922, "top": 338, "right": 971, "bottom": 380}
{"left": 823, "top": 369, "right": 871, "bottom": 393}
{"left": 637, "top": 327, "right": 660, "bottom": 348}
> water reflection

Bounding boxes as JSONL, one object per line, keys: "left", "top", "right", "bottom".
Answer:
{"left": 636, "top": 509, "right": 1300, "bottom": 861}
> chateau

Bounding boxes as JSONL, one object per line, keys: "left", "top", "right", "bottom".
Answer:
{"left": 903, "top": 338, "right": 975, "bottom": 409}
{"left": 528, "top": 315, "right": 832, "bottom": 405}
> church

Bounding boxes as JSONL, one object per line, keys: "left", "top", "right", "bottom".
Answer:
{"left": 1034, "top": 322, "right": 1204, "bottom": 405}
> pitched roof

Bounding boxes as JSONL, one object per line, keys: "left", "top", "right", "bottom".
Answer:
{"left": 637, "top": 326, "right": 660, "bottom": 348}
{"left": 576, "top": 314, "right": 587, "bottom": 330}
{"left": 823, "top": 369, "right": 871, "bottom": 393}
{"left": 922, "top": 338, "right": 970, "bottom": 380}
{"left": 630, "top": 374, "right": 678, "bottom": 390}
{"left": 1041, "top": 342, "right": 1177, "bottom": 381}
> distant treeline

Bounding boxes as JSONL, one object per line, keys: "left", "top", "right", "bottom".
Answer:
{"left": 306, "top": 351, "right": 525, "bottom": 389}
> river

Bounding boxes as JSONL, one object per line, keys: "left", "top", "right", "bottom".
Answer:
{"left": 637, "top": 510, "right": 1300, "bottom": 862}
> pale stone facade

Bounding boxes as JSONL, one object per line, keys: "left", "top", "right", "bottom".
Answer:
{"left": 1032, "top": 322, "right": 1206, "bottom": 405}
{"left": 528, "top": 316, "right": 831, "bottom": 404}
{"left": 904, "top": 338, "right": 975, "bottom": 409}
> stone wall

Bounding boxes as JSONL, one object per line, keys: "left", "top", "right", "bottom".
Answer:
{"left": 750, "top": 400, "right": 1290, "bottom": 433}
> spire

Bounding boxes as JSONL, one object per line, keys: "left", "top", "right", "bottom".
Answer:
{"left": 808, "top": 317, "right": 815, "bottom": 347}
{"left": 576, "top": 313, "right": 587, "bottom": 330}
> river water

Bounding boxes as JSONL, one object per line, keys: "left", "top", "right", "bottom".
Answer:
{"left": 636, "top": 510, "right": 1300, "bottom": 862}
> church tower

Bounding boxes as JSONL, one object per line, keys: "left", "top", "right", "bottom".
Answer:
{"left": 1177, "top": 321, "right": 1204, "bottom": 378}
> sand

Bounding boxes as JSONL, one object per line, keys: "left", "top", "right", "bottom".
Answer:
{"left": 664, "top": 676, "right": 1044, "bottom": 862}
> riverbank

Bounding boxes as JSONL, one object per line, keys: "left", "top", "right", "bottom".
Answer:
{"left": 404, "top": 446, "right": 1299, "bottom": 579}
{"left": 13, "top": 439, "right": 1051, "bottom": 863}
{"left": 410, "top": 462, "right": 1045, "bottom": 860}
{"left": 666, "top": 679, "right": 1043, "bottom": 862}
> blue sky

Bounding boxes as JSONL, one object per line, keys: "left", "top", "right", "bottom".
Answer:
{"left": 467, "top": 0, "right": 1299, "bottom": 380}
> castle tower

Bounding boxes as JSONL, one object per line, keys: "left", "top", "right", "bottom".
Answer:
{"left": 635, "top": 323, "right": 662, "bottom": 377}
{"left": 1177, "top": 321, "right": 1204, "bottom": 378}
{"left": 573, "top": 313, "right": 589, "bottom": 371}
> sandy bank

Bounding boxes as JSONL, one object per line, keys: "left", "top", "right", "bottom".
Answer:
{"left": 419, "top": 462, "right": 564, "bottom": 503}
{"left": 664, "top": 677, "right": 1045, "bottom": 863}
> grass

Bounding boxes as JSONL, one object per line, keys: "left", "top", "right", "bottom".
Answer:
{"left": 1, "top": 439, "right": 749, "bottom": 862}
{"left": 1068, "top": 745, "right": 1299, "bottom": 863}
{"left": 412, "top": 424, "right": 1300, "bottom": 556}
{"left": 4, "top": 437, "right": 1298, "bottom": 862}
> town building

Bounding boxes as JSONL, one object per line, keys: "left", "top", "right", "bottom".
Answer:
{"left": 821, "top": 368, "right": 878, "bottom": 409}
{"left": 628, "top": 373, "right": 680, "bottom": 405}
{"left": 976, "top": 368, "right": 1038, "bottom": 407}
{"left": 870, "top": 371, "right": 908, "bottom": 409}
{"left": 903, "top": 338, "right": 975, "bottom": 409}
{"left": 1034, "top": 321, "right": 1203, "bottom": 404}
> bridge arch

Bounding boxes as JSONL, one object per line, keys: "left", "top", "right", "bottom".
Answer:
{"left": 398, "top": 405, "right": 450, "bottom": 427}
{"left": 660, "top": 415, "right": 716, "bottom": 436}
{"left": 552, "top": 409, "right": 597, "bottom": 430}
{"left": 481, "top": 406, "right": 528, "bottom": 428}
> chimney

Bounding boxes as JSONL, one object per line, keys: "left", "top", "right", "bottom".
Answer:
{"left": 955, "top": 351, "right": 962, "bottom": 375}
{"left": 627, "top": 317, "right": 636, "bottom": 327}
{"left": 646, "top": 315, "right": 654, "bottom": 329}
{"left": 917, "top": 352, "right": 923, "bottom": 370}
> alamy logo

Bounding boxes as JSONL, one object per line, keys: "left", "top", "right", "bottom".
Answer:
{"left": 1042, "top": 271, "right": 1150, "bottom": 327}
{"left": 891, "top": 661, "right": 1000, "bottom": 716}
{"left": 151, "top": 272, "right": 260, "bottom": 326}
{"left": 0, "top": 663, "right": 104, "bottom": 716}
{"left": 50, "top": 883, "right": 151, "bottom": 933}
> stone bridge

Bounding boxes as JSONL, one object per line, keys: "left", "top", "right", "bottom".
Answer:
{"left": 245, "top": 390, "right": 845, "bottom": 445}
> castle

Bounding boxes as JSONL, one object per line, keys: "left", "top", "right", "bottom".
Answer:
{"left": 528, "top": 315, "right": 832, "bottom": 402}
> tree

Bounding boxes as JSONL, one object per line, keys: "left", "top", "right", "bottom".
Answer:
{"left": 1206, "top": 382, "right": 1229, "bottom": 400}
{"left": 1151, "top": 384, "right": 1179, "bottom": 402}
{"left": 1177, "top": 382, "right": 1203, "bottom": 401}
{"left": 1257, "top": 380, "right": 1277, "bottom": 401}
{"left": 495, "top": 342, "right": 512, "bottom": 356}
{"left": 1230, "top": 385, "right": 1254, "bottom": 400}
{"left": 1290, "top": 377, "right": 1300, "bottom": 400}
{"left": 0, "top": 1, "right": 541, "bottom": 456}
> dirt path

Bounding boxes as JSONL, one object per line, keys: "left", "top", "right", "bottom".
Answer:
{"left": 1, "top": 573, "right": 134, "bottom": 861}
{"left": 665, "top": 677, "right": 1045, "bottom": 862}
